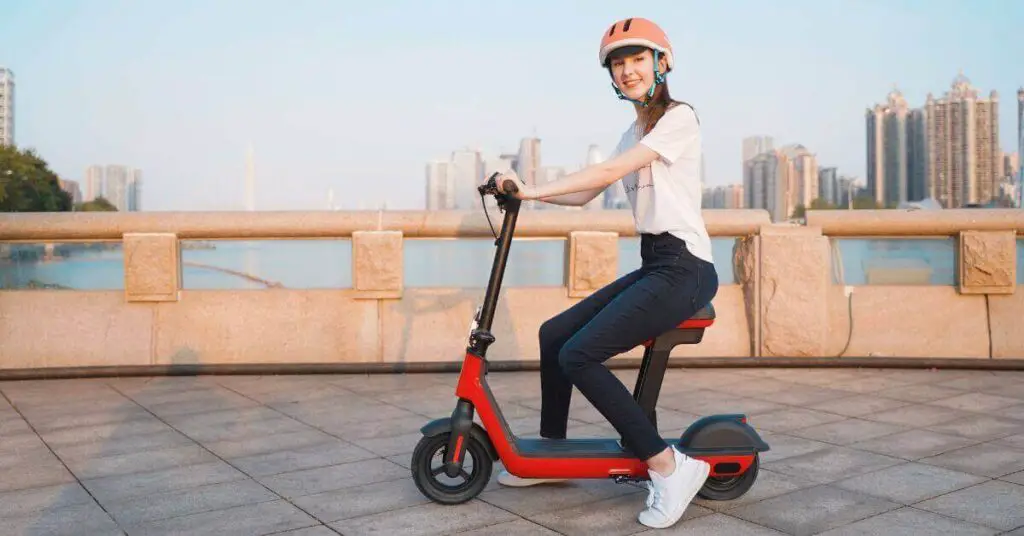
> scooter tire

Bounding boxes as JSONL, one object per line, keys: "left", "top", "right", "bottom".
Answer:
{"left": 411, "top": 432, "right": 493, "bottom": 505}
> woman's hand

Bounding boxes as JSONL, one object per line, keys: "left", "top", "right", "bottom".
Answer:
{"left": 495, "top": 171, "right": 534, "bottom": 200}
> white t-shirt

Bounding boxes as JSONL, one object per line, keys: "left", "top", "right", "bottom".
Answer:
{"left": 611, "top": 103, "right": 713, "bottom": 264}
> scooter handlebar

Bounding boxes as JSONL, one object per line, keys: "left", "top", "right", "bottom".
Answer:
{"left": 478, "top": 172, "right": 519, "bottom": 198}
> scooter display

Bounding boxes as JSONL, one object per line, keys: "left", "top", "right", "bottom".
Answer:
{"left": 411, "top": 172, "right": 770, "bottom": 505}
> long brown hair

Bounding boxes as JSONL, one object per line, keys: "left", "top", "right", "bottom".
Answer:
{"left": 606, "top": 45, "right": 691, "bottom": 136}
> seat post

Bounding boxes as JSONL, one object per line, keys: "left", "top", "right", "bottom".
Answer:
{"left": 631, "top": 335, "right": 673, "bottom": 431}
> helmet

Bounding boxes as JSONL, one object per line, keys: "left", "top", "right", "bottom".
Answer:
{"left": 599, "top": 17, "right": 674, "bottom": 72}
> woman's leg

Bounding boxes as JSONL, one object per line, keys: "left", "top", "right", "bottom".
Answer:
{"left": 556, "top": 258, "right": 718, "bottom": 460}
{"left": 537, "top": 269, "right": 646, "bottom": 439}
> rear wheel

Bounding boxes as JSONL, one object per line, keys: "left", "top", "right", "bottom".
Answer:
{"left": 411, "top": 432, "right": 493, "bottom": 504}
{"left": 697, "top": 454, "right": 759, "bottom": 501}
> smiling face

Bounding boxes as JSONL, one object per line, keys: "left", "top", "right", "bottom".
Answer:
{"left": 607, "top": 46, "right": 669, "bottom": 101}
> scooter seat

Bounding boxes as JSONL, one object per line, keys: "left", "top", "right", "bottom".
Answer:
{"left": 677, "top": 303, "right": 715, "bottom": 329}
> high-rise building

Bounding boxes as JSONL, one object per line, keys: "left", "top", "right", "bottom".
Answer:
{"left": 0, "top": 67, "right": 13, "bottom": 146}
{"left": 425, "top": 160, "right": 454, "bottom": 210}
{"left": 744, "top": 150, "right": 787, "bottom": 222}
{"left": 702, "top": 185, "right": 744, "bottom": 209}
{"left": 1018, "top": 88, "right": 1023, "bottom": 206}
{"left": 82, "top": 165, "right": 142, "bottom": 211}
{"left": 450, "top": 148, "right": 483, "bottom": 210}
{"left": 819, "top": 167, "right": 838, "bottom": 206}
{"left": 58, "top": 179, "right": 82, "bottom": 205}
{"left": 924, "top": 73, "right": 1001, "bottom": 207}
{"left": 742, "top": 136, "right": 774, "bottom": 164}
{"left": 783, "top": 144, "right": 818, "bottom": 210}
{"left": 866, "top": 88, "right": 916, "bottom": 208}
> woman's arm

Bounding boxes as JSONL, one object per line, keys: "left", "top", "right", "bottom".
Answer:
{"left": 501, "top": 143, "right": 662, "bottom": 201}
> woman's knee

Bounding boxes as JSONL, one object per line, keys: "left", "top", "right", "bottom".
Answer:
{"left": 556, "top": 337, "right": 589, "bottom": 377}
{"left": 539, "top": 314, "right": 572, "bottom": 355}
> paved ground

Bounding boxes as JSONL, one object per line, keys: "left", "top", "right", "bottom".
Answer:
{"left": 2, "top": 367, "right": 1024, "bottom": 535}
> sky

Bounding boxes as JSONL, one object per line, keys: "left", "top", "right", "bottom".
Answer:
{"left": 1, "top": 0, "right": 1021, "bottom": 211}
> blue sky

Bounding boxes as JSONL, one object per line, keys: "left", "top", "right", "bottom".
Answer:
{"left": 2, "top": 0, "right": 1021, "bottom": 211}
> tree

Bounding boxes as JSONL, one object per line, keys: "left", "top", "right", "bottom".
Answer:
{"left": 0, "top": 145, "right": 72, "bottom": 212}
{"left": 75, "top": 196, "right": 118, "bottom": 212}
{"left": 851, "top": 194, "right": 883, "bottom": 210}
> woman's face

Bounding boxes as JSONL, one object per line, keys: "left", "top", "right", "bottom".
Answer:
{"left": 609, "top": 49, "right": 667, "bottom": 101}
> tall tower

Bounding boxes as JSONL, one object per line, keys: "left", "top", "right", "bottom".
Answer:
{"left": 245, "top": 144, "right": 256, "bottom": 211}
{"left": 0, "top": 67, "right": 13, "bottom": 146}
{"left": 924, "top": 72, "right": 1000, "bottom": 207}
{"left": 1018, "top": 88, "right": 1023, "bottom": 207}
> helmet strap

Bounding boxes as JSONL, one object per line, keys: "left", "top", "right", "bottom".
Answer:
{"left": 608, "top": 49, "right": 665, "bottom": 107}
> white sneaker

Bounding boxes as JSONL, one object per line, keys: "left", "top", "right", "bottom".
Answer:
{"left": 638, "top": 447, "right": 710, "bottom": 529}
{"left": 497, "top": 469, "right": 568, "bottom": 487}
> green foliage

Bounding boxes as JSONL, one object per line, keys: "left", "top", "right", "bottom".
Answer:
{"left": 75, "top": 196, "right": 117, "bottom": 212}
{"left": 0, "top": 145, "right": 73, "bottom": 212}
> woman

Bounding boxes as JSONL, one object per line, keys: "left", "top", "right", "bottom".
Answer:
{"left": 493, "top": 17, "right": 719, "bottom": 530}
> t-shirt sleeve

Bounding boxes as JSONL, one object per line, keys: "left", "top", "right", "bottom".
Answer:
{"left": 639, "top": 104, "right": 699, "bottom": 164}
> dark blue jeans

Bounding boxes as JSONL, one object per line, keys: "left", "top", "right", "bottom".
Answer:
{"left": 538, "top": 232, "right": 719, "bottom": 460}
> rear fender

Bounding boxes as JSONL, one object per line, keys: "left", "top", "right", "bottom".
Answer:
{"left": 679, "top": 415, "right": 770, "bottom": 452}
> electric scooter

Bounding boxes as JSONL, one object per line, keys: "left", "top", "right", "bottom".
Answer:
{"left": 411, "top": 173, "right": 770, "bottom": 505}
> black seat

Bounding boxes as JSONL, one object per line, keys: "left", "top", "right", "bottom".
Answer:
{"left": 677, "top": 303, "right": 715, "bottom": 329}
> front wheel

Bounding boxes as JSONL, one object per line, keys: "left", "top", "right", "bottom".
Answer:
{"left": 411, "top": 432, "right": 493, "bottom": 504}
{"left": 697, "top": 454, "right": 760, "bottom": 501}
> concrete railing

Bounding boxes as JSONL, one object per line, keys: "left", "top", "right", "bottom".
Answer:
{"left": 0, "top": 208, "right": 1022, "bottom": 377}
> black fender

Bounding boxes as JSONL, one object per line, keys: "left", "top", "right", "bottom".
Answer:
{"left": 420, "top": 418, "right": 499, "bottom": 461}
{"left": 678, "top": 414, "right": 770, "bottom": 453}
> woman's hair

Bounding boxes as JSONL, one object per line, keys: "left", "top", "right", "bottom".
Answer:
{"left": 607, "top": 45, "right": 687, "bottom": 136}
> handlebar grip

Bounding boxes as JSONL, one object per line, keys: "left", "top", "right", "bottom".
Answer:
{"left": 501, "top": 179, "right": 519, "bottom": 194}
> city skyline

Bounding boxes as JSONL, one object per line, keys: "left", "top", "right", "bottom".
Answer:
{"left": 1, "top": 1, "right": 1022, "bottom": 211}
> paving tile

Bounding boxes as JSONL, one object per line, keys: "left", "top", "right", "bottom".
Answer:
{"left": 849, "top": 428, "right": 981, "bottom": 460}
{"left": 756, "top": 432, "right": 832, "bottom": 463}
{"left": 292, "top": 477, "right": 430, "bottom": 522}
{"left": 346, "top": 430, "right": 430, "bottom": 458}
{"left": 874, "top": 382, "right": 969, "bottom": 403}
{"left": 759, "top": 385, "right": 855, "bottom": 406}
{"left": 63, "top": 444, "right": 218, "bottom": 480}
{"left": 0, "top": 453, "right": 77, "bottom": 493}
{"left": 479, "top": 476, "right": 640, "bottom": 517}
{"left": 808, "top": 393, "right": 911, "bottom": 417}
{"left": 832, "top": 461, "right": 986, "bottom": 504}
{"left": 745, "top": 407, "right": 847, "bottom": 433}
{"left": 728, "top": 484, "right": 899, "bottom": 536}
{"left": 270, "top": 526, "right": 339, "bottom": 536}
{"left": 862, "top": 403, "right": 973, "bottom": 427}
{"left": 175, "top": 415, "right": 316, "bottom": 443}
{"left": 452, "top": 518, "right": 561, "bottom": 535}
{"left": 814, "top": 506, "right": 1000, "bottom": 535}
{"left": 80, "top": 460, "right": 248, "bottom": 503}
{"left": 788, "top": 418, "right": 907, "bottom": 445}
{"left": 123, "top": 499, "right": 319, "bottom": 536}
{"left": 924, "top": 415, "right": 1024, "bottom": 441}
{"left": 51, "top": 428, "right": 196, "bottom": 462}
{"left": 528, "top": 492, "right": 712, "bottom": 535}
{"left": 999, "top": 433, "right": 1024, "bottom": 450}
{"left": 330, "top": 500, "right": 518, "bottom": 536}
{"left": 763, "top": 446, "right": 904, "bottom": 484}
{"left": 1002, "top": 471, "right": 1024, "bottom": 485}
{"left": 38, "top": 418, "right": 173, "bottom": 446}
{"left": 102, "top": 478, "right": 277, "bottom": 525}
{"left": 203, "top": 428, "right": 338, "bottom": 459}
{"left": 229, "top": 438, "right": 377, "bottom": 477}
{"left": 0, "top": 482, "right": 95, "bottom": 518}
{"left": 634, "top": 512, "right": 788, "bottom": 535}
{"left": 914, "top": 480, "right": 1024, "bottom": 531}
{"left": 0, "top": 501, "right": 123, "bottom": 536}
{"left": 928, "top": 392, "right": 1024, "bottom": 413}
{"left": 936, "top": 373, "right": 1017, "bottom": 391}
{"left": 694, "top": 468, "right": 819, "bottom": 512}
{"left": 826, "top": 375, "right": 919, "bottom": 394}
{"left": 258, "top": 457, "right": 407, "bottom": 498}
{"left": 918, "top": 442, "right": 1024, "bottom": 478}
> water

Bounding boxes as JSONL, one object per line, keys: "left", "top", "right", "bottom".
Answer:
{"left": 4, "top": 237, "right": 1021, "bottom": 291}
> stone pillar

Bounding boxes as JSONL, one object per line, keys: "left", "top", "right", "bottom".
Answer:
{"left": 123, "top": 232, "right": 180, "bottom": 302}
{"left": 566, "top": 231, "right": 618, "bottom": 298}
{"left": 352, "top": 230, "right": 403, "bottom": 299}
{"left": 958, "top": 230, "right": 1016, "bottom": 295}
{"left": 757, "top": 225, "right": 830, "bottom": 357}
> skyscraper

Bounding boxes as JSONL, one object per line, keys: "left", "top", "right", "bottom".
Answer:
{"left": 819, "top": 167, "right": 838, "bottom": 206}
{"left": 924, "top": 73, "right": 1001, "bottom": 207}
{"left": 425, "top": 160, "right": 453, "bottom": 210}
{"left": 82, "top": 164, "right": 142, "bottom": 211}
{"left": 1018, "top": 88, "right": 1023, "bottom": 206}
{"left": 0, "top": 68, "right": 13, "bottom": 146}
{"left": 866, "top": 88, "right": 913, "bottom": 208}
{"left": 742, "top": 136, "right": 774, "bottom": 163}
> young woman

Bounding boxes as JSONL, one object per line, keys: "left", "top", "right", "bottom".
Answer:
{"left": 493, "top": 17, "right": 719, "bottom": 530}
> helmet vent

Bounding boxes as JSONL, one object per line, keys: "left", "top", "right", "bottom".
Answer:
{"left": 623, "top": 18, "right": 633, "bottom": 32}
